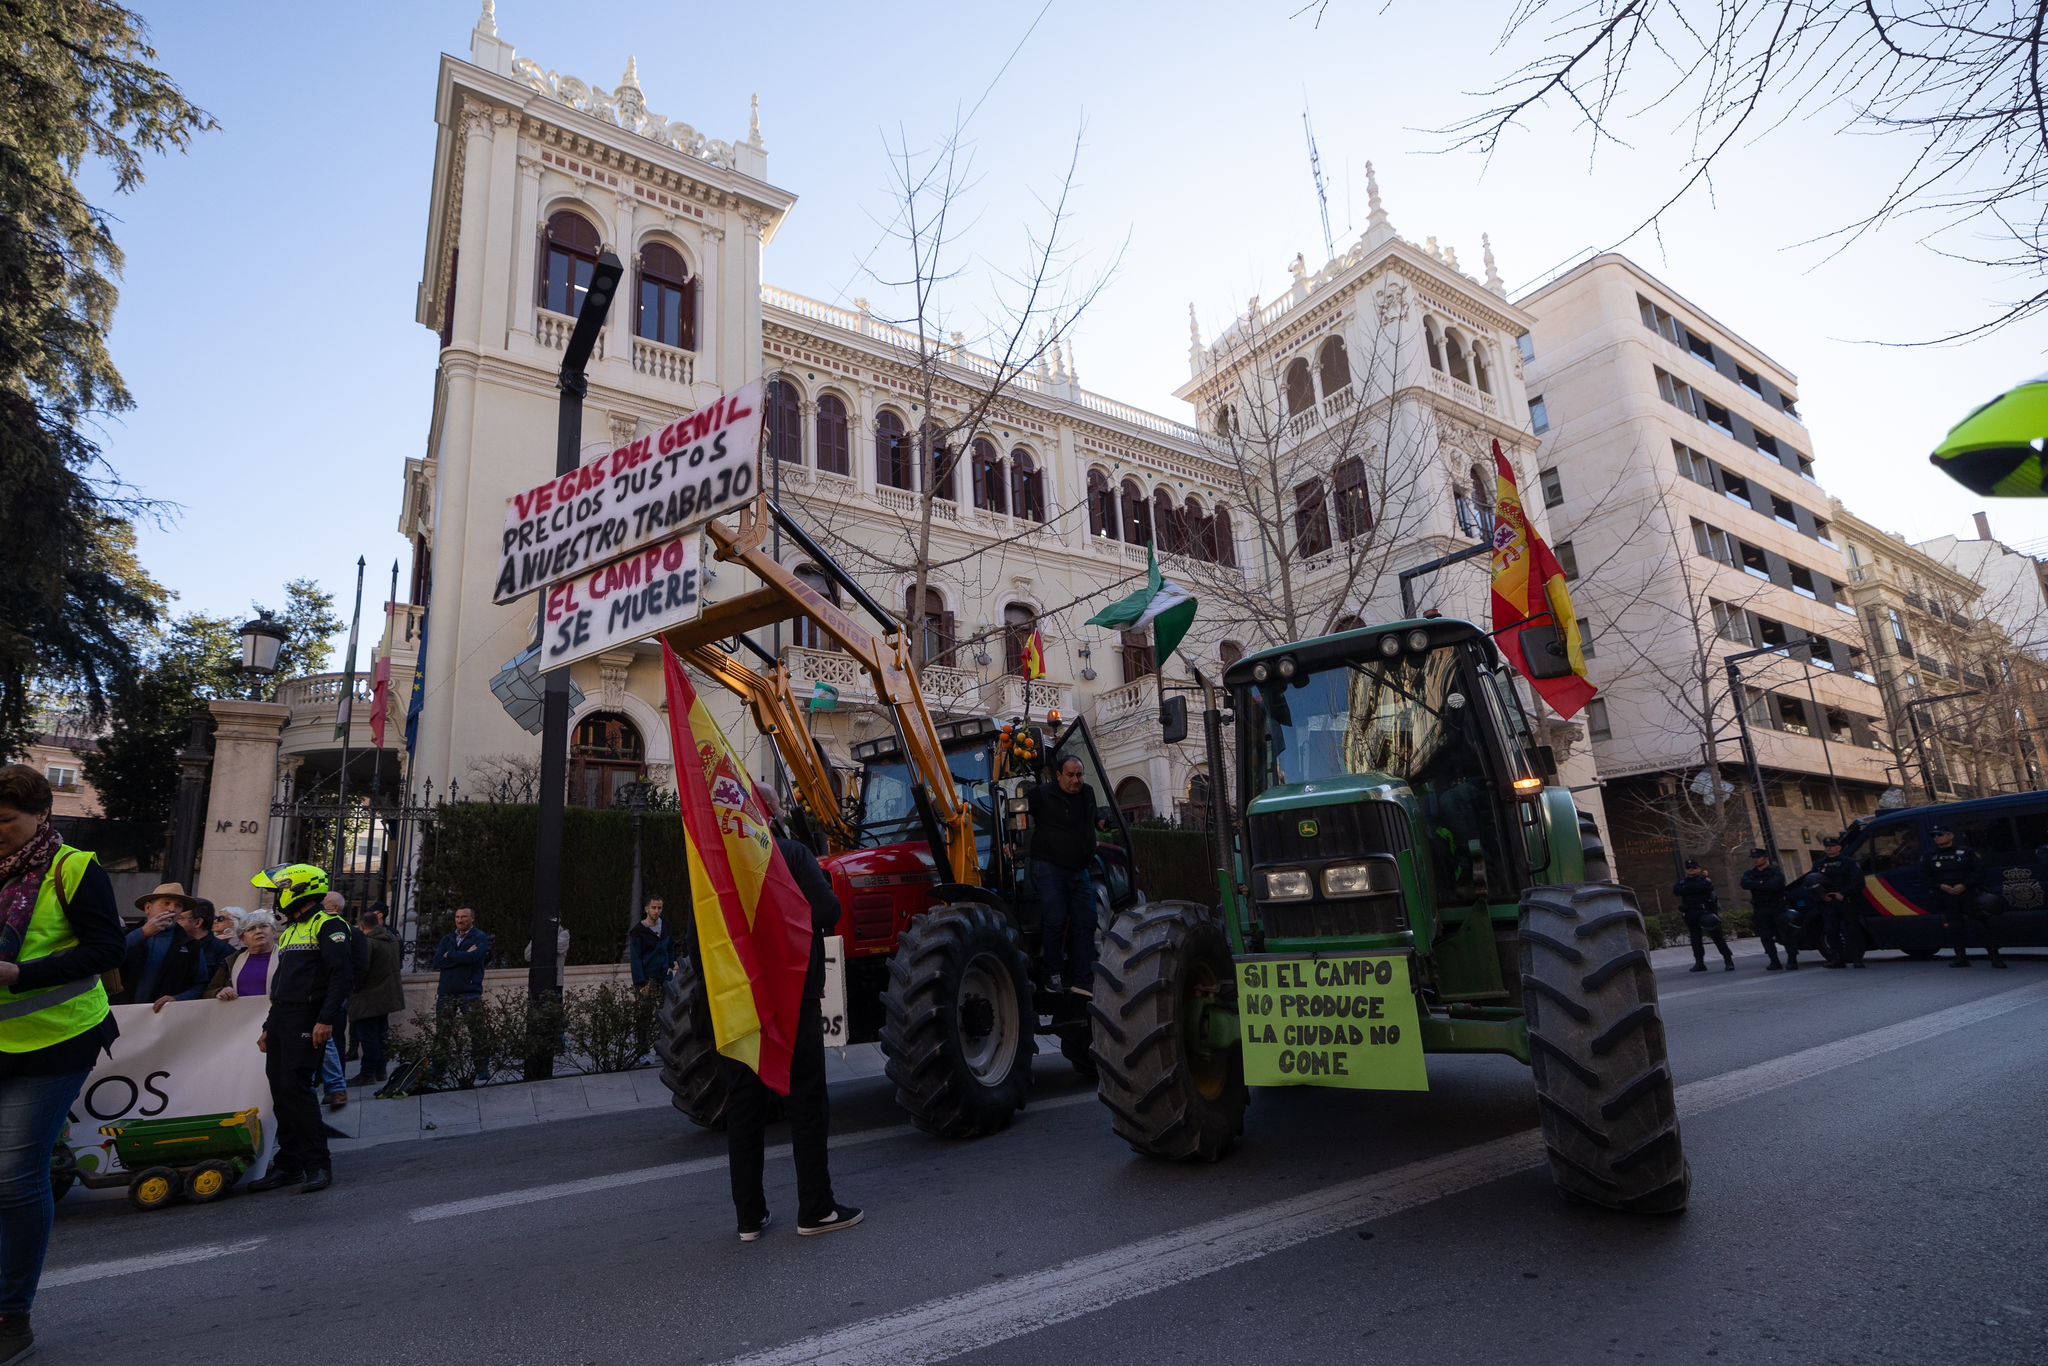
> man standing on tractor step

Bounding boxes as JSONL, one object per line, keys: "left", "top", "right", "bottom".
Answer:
{"left": 1673, "top": 859, "right": 1734, "bottom": 973}
{"left": 1924, "top": 824, "right": 2006, "bottom": 969}
{"left": 1739, "top": 849, "right": 1788, "bottom": 971}
{"left": 1025, "top": 756, "right": 1100, "bottom": 997}
{"left": 247, "top": 864, "right": 356, "bottom": 1194}
{"left": 1815, "top": 834, "right": 1866, "bottom": 969}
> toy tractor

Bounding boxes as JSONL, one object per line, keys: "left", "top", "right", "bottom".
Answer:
{"left": 1089, "top": 618, "right": 1691, "bottom": 1213}
{"left": 56, "top": 1108, "right": 265, "bottom": 1211}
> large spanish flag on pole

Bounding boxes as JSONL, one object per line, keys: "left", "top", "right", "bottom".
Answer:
{"left": 660, "top": 642, "right": 815, "bottom": 1094}
{"left": 1489, "top": 441, "right": 1598, "bottom": 719}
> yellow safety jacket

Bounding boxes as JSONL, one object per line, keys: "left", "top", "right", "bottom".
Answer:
{"left": 0, "top": 846, "right": 113, "bottom": 1053}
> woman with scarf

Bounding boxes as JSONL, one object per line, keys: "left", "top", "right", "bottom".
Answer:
{"left": 0, "top": 764, "right": 123, "bottom": 1365}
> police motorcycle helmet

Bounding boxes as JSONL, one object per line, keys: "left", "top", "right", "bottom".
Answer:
{"left": 253, "top": 862, "right": 329, "bottom": 916}
{"left": 1929, "top": 373, "right": 2048, "bottom": 497}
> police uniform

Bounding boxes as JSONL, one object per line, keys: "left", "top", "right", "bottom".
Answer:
{"left": 1815, "top": 841, "right": 1865, "bottom": 968}
{"left": 1923, "top": 828, "right": 2005, "bottom": 968}
{"left": 1739, "top": 851, "right": 1788, "bottom": 971}
{"left": 248, "top": 866, "right": 355, "bottom": 1192}
{"left": 1674, "top": 864, "right": 1734, "bottom": 971}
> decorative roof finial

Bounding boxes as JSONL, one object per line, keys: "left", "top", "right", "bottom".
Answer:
{"left": 1188, "top": 302, "right": 1201, "bottom": 348}
{"left": 477, "top": 0, "right": 497, "bottom": 37}
{"left": 621, "top": 54, "right": 641, "bottom": 92}
{"left": 1444, "top": 244, "right": 1460, "bottom": 272}
{"left": 749, "top": 93, "right": 763, "bottom": 148}
{"left": 1067, "top": 337, "right": 1079, "bottom": 387}
{"left": 1482, "top": 233, "right": 1505, "bottom": 295}
{"left": 1035, "top": 331, "right": 1051, "bottom": 380}
{"left": 1426, "top": 235, "right": 1440, "bottom": 260}
{"left": 1364, "top": 160, "right": 1390, "bottom": 237}
{"left": 1050, "top": 338, "right": 1067, "bottom": 384}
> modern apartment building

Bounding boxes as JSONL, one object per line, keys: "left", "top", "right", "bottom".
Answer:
{"left": 1518, "top": 255, "right": 1890, "bottom": 908}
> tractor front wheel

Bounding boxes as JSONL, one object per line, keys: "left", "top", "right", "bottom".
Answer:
{"left": 881, "top": 903, "right": 1035, "bottom": 1138}
{"left": 655, "top": 954, "right": 730, "bottom": 1131}
{"left": 1091, "top": 900, "right": 1247, "bottom": 1161}
{"left": 1521, "top": 884, "right": 1690, "bottom": 1214}
{"left": 128, "top": 1166, "right": 179, "bottom": 1212}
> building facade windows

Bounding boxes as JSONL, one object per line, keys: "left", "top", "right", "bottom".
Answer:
{"left": 876, "top": 410, "right": 913, "bottom": 490}
{"left": 972, "top": 438, "right": 1005, "bottom": 513}
{"left": 765, "top": 378, "right": 802, "bottom": 464}
{"left": 635, "top": 241, "right": 697, "bottom": 350}
{"left": 1333, "top": 457, "right": 1372, "bottom": 540}
{"left": 814, "top": 394, "right": 851, "bottom": 475}
{"left": 541, "top": 210, "right": 601, "bottom": 315}
{"left": 1318, "top": 335, "right": 1351, "bottom": 394}
{"left": 1010, "top": 448, "right": 1045, "bottom": 521}
{"left": 1528, "top": 395, "right": 1550, "bottom": 434}
{"left": 1586, "top": 698, "right": 1611, "bottom": 739}
{"left": 1294, "top": 480, "right": 1332, "bottom": 557}
{"left": 1539, "top": 467, "right": 1564, "bottom": 508}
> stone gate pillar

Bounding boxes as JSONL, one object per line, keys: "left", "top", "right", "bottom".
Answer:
{"left": 195, "top": 700, "right": 290, "bottom": 907}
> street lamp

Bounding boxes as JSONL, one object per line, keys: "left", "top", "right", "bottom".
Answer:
{"left": 237, "top": 612, "right": 288, "bottom": 699}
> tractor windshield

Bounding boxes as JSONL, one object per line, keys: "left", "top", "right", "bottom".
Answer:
{"left": 1247, "top": 648, "right": 1474, "bottom": 791}
{"left": 855, "top": 746, "right": 995, "bottom": 850}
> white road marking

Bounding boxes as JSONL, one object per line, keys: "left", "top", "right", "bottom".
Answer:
{"left": 42, "top": 1238, "right": 267, "bottom": 1289}
{"left": 725, "top": 979, "right": 2048, "bottom": 1366}
{"left": 410, "top": 1089, "right": 1102, "bottom": 1223}
{"left": 1658, "top": 977, "right": 1780, "bottom": 1002}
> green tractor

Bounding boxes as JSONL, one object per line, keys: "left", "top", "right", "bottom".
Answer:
{"left": 1090, "top": 617, "right": 1689, "bottom": 1213}
{"left": 55, "top": 1108, "right": 266, "bottom": 1212}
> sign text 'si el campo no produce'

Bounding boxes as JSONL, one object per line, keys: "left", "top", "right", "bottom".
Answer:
{"left": 493, "top": 380, "right": 763, "bottom": 605}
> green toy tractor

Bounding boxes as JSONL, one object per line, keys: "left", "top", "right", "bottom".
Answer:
{"left": 55, "top": 1108, "right": 265, "bottom": 1211}
{"left": 1089, "top": 617, "right": 1689, "bottom": 1213}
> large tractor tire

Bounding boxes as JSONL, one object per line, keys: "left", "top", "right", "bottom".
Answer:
{"left": 1577, "top": 810, "right": 1612, "bottom": 882}
{"left": 1520, "top": 884, "right": 1691, "bottom": 1214}
{"left": 881, "top": 903, "right": 1035, "bottom": 1138}
{"left": 655, "top": 954, "right": 730, "bottom": 1131}
{"left": 1091, "top": 900, "right": 1248, "bottom": 1161}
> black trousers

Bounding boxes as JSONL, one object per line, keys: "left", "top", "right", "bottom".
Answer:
{"left": 1940, "top": 891, "right": 2002, "bottom": 961}
{"left": 354, "top": 1014, "right": 390, "bottom": 1075}
{"left": 1821, "top": 897, "right": 1865, "bottom": 964}
{"left": 1750, "top": 904, "right": 1784, "bottom": 963}
{"left": 264, "top": 1004, "right": 328, "bottom": 1171}
{"left": 726, "top": 957, "right": 833, "bottom": 1227}
{"left": 1684, "top": 909, "right": 1731, "bottom": 963}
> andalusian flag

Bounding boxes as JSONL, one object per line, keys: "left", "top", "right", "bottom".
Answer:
{"left": 1086, "top": 548, "right": 1197, "bottom": 666}
{"left": 1489, "top": 441, "right": 1597, "bottom": 718}
{"left": 660, "top": 643, "right": 815, "bottom": 1094}
{"left": 1020, "top": 629, "right": 1047, "bottom": 680}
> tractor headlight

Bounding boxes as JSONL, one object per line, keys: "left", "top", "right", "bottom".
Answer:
{"left": 1260, "top": 868, "right": 1314, "bottom": 901}
{"left": 1378, "top": 634, "right": 1403, "bottom": 658}
{"left": 1277, "top": 656, "right": 1298, "bottom": 679}
{"left": 1252, "top": 662, "right": 1271, "bottom": 682}
{"left": 1405, "top": 628, "right": 1431, "bottom": 653}
{"left": 1005, "top": 796, "right": 1031, "bottom": 815}
{"left": 1322, "top": 862, "right": 1398, "bottom": 897}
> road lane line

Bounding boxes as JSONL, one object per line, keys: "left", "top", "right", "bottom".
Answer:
{"left": 410, "top": 1089, "right": 1101, "bottom": 1223}
{"left": 42, "top": 1238, "right": 267, "bottom": 1290}
{"left": 725, "top": 979, "right": 2048, "bottom": 1366}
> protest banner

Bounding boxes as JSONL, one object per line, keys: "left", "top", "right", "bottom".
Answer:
{"left": 1235, "top": 952, "right": 1429, "bottom": 1091}
{"left": 63, "top": 997, "right": 276, "bottom": 1195}
{"left": 494, "top": 380, "right": 763, "bottom": 604}
{"left": 542, "top": 532, "right": 703, "bottom": 671}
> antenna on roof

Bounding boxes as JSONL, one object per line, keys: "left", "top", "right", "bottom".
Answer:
{"left": 1302, "top": 101, "right": 1336, "bottom": 265}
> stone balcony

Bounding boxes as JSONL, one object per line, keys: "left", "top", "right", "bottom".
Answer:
{"left": 277, "top": 670, "right": 412, "bottom": 757}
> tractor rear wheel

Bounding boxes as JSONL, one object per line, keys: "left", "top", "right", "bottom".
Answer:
{"left": 655, "top": 954, "right": 730, "bottom": 1131}
{"left": 128, "top": 1166, "right": 179, "bottom": 1212}
{"left": 1577, "top": 811, "right": 1612, "bottom": 882}
{"left": 881, "top": 903, "right": 1035, "bottom": 1138}
{"left": 1520, "top": 884, "right": 1690, "bottom": 1214}
{"left": 184, "top": 1159, "right": 237, "bottom": 1203}
{"left": 1091, "top": 900, "right": 1247, "bottom": 1161}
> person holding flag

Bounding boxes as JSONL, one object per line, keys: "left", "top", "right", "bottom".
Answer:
{"left": 661, "top": 644, "right": 861, "bottom": 1241}
{"left": 1487, "top": 441, "right": 1597, "bottom": 718}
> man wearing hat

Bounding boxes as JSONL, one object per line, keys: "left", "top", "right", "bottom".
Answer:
{"left": 116, "top": 883, "right": 196, "bottom": 1005}
{"left": 1923, "top": 824, "right": 2005, "bottom": 969}
{"left": 1815, "top": 834, "right": 1866, "bottom": 968}
{"left": 1739, "top": 848, "right": 1789, "bottom": 971}
{"left": 1673, "top": 858, "right": 1734, "bottom": 972}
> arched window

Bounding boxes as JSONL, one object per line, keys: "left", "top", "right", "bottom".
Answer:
{"left": 1087, "top": 469, "right": 1117, "bottom": 538}
{"left": 1214, "top": 405, "right": 1238, "bottom": 438}
{"left": 1284, "top": 357, "right": 1316, "bottom": 416}
{"left": 1424, "top": 317, "right": 1444, "bottom": 372}
{"left": 1010, "top": 448, "right": 1045, "bottom": 522}
{"left": 1212, "top": 505, "right": 1236, "bottom": 567}
{"left": 1220, "top": 640, "right": 1245, "bottom": 668}
{"left": 541, "top": 210, "right": 602, "bottom": 316}
{"left": 1471, "top": 345, "right": 1492, "bottom": 395}
{"left": 815, "top": 394, "right": 851, "bottom": 475}
{"left": 635, "top": 241, "right": 697, "bottom": 350}
{"left": 1470, "top": 462, "right": 1494, "bottom": 525}
{"left": 792, "top": 564, "right": 841, "bottom": 651}
{"left": 1120, "top": 630, "right": 1155, "bottom": 683}
{"left": 1318, "top": 335, "right": 1352, "bottom": 394}
{"left": 906, "top": 586, "right": 953, "bottom": 666}
{"left": 876, "top": 410, "right": 914, "bottom": 490}
{"left": 765, "top": 378, "right": 802, "bottom": 465}
{"left": 1185, "top": 496, "right": 1213, "bottom": 562}
{"left": 1295, "top": 479, "right": 1332, "bottom": 558}
{"left": 1121, "top": 478, "right": 1152, "bottom": 546}
{"left": 1114, "top": 776, "right": 1155, "bottom": 823}
{"left": 1334, "top": 457, "right": 1372, "bottom": 540}
{"left": 569, "top": 711, "right": 644, "bottom": 809}
{"left": 972, "top": 438, "right": 1005, "bottom": 513}
{"left": 1154, "top": 488, "right": 1182, "bottom": 555}
{"left": 1003, "top": 602, "right": 1037, "bottom": 677}
{"left": 1445, "top": 332, "right": 1471, "bottom": 384}
{"left": 922, "top": 425, "right": 955, "bottom": 502}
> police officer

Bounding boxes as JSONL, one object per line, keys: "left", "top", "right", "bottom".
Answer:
{"left": 1815, "top": 834, "right": 1866, "bottom": 969}
{"left": 1674, "top": 859, "right": 1734, "bottom": 972}
{"left": 246, "top": 864, "right": 355, "bottom": 1193}
{"left": 1924, "top": 824, "right": 2006, "bottom": 969}
{"left": 1739, "top": 848, "right": 1788, "bottom": 971}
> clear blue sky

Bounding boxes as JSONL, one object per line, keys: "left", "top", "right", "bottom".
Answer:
{"left": 91, "top": 0, "right": 2047, "bottom": 653}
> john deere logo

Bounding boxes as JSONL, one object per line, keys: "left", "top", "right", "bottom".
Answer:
{"left": 1298, "top": 819, "right": 1319, "bottom": 838}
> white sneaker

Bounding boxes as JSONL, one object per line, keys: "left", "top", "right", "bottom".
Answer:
{"left": 739, "top": 1212, "right": 770, "bottom": 1243}
{"left": 797, "top": 1204, "right": 864, "bottom": 1237}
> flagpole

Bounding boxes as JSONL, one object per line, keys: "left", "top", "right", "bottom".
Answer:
{"left": 333, "top": 555, "right": 366, "bottom": 885}
{"left": 367, "top": 559, "right": 398, "bottom": 906}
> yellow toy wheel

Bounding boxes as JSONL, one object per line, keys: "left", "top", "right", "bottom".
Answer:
{"left": 128, "top": 1166, "right": 179, "bottom": 1211}
{"left": 184, "top": 1159, "right": 237, "bottom": 1203}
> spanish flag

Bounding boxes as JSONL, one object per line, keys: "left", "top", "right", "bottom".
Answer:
{"left": 660, "top": 642, "right": 815, "bottom": 1094}
{"left": 1020, "top": 629, "right": 1047, "bottom": 680}
{"left": 1489, "top": 441, "right": 1598, "bottom": 719}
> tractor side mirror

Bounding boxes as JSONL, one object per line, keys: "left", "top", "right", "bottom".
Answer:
{"left": 1518, "top": 624, "right": 1576, "bottom": 680}
{"left": 1159, "top": 695, "right": 1188, "bottom": 744}
{"left": 1533, "top": 744, "right": 1559, "bottom": 778}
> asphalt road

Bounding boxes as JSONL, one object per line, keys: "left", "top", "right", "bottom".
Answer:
{"left": 32, "top": 947, "right": 2048, "bottom": 1365}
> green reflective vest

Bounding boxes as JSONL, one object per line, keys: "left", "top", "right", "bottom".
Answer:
{"left": 0, "top": 846, "right": 112, "bottom": 1053}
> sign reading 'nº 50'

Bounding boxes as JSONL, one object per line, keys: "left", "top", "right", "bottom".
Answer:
{"left": 493, "top": 379, "right": 763, "bottom": 605}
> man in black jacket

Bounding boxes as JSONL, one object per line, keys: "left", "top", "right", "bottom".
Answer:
{"left": 1739, "top": 849, "right": 1788, "bottom": 971}
{"left": 1924, "top": 824, "right": 2004, "bottom": 969}
{"left": 1815, "top": 834, "right": 1866, "bottom": 969}
{"left": 722, "top": 791, "right": 861, "bottom": 1243}
{"left": 247, "top": 863, "right": 355, "bottom": 1194}
{"left": 1025, "top": 756, "right": 1100, "bottom": 996}
{"left": 1674, "top": 859, "right": 1734, "bottom": 973}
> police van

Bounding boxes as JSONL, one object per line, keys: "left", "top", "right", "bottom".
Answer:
{"left": 1787, "top": 793, "right": 2048, "bottom": 956}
